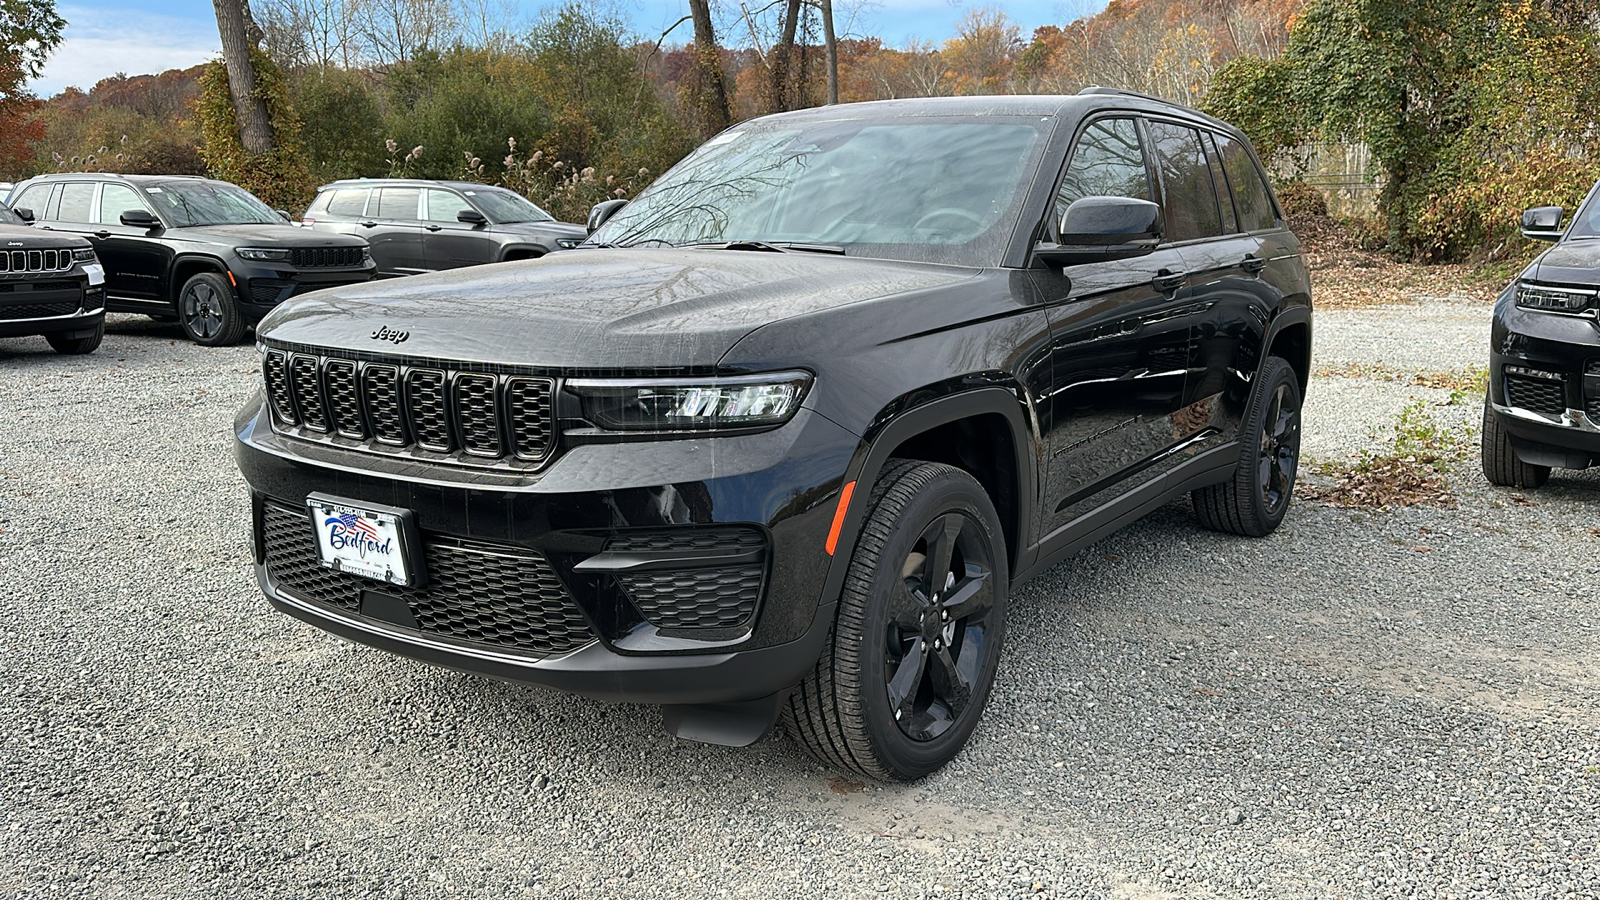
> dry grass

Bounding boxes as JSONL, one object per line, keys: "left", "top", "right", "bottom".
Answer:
{"left": 1312, "top": 362, "right": 1490, "bottom": 395}
{"left": 1295, "top": 214, "right": 1503, "bottom": 309}
{"left": 1300, "top": 398, "right": 1474, "bottom": 509}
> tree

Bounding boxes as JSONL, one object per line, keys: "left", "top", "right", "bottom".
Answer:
{"left": 684, "top": 0, "right": 731, "bottom": 137}
{"left": 211, "top": 0, "right": 274, "bottom": 154}
{"left": 0, "top": 0, "right": 66, "bottom": 177}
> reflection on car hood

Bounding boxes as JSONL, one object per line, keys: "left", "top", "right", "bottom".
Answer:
{"left": 1530, "top": 239, "right": 1600, "bottom": 287}
{"left": 258, "top": 248, "right": 978, "bottom": 369}
{"left": 0, "top": 223, "right": 91, "bottom": 249}
{"left": 496, "top": 220, "right": 588, "bottom": 238}
{"left": 169, "top": 223, "right": 368, "bottom": 248}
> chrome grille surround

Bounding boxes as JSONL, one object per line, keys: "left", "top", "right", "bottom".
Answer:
{"left": 260, "top": 347, "right": 557, "bottom": 470}
{"left": 0, "top": 248, "right": 74, "bottom": 274}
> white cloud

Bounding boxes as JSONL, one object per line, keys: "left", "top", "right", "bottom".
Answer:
{"left": 29, "top": 5, "right": 220, "bottom": 97}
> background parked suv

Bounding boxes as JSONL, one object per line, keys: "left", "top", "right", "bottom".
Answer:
{"left": 7, "top": 174, "right": 375, "bottom": 346}
{"left": 301, "top": 179, "right": 586, "bottom": 277}
{"left": 235, "top": 91, "right": 1311, "bottom": 781}
{"left": 0, "top": 213, "right": 106, "bottom": 355}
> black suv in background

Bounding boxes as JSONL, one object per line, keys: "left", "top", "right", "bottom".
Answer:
{"left": 301, "top": 179, "right": 586, "bottom": 277}
{"left": 0, "top": 213, "right": 106, "bottom": 355}
{"left": 7, "top": 175, "right": 375, "bottom": 346}
{"left": 1481, "top": 184, "right": 1600, "bottom": 486}
{"left": 235, "top": 91, "right": 1311, "bottom": 780}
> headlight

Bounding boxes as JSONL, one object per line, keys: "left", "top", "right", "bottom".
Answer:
{"left": 556, "top": 239, "right": 580, "bottom": 250}
{"left": 1515, "top": 281, "right": 1597, "bottom": 314}
{"left": 72, "top": 248, "right": 96, "bottom": 262}
{"left": 567, "top": 371, "right": 812, "bottom": 431}
{"left": 360, "top": 246, "right": 372, "bottom": 261}
{"left": 237, "top": 247, "right": 290, "bottom": 261}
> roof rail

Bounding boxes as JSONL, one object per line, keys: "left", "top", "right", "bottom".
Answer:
{"left": 1077, "top": 85, "right": 1234, "bottom": 130}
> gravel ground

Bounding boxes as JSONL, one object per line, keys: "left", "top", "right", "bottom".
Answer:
{"left": 2, "top": 306, "right": 1597, "bottom": 899}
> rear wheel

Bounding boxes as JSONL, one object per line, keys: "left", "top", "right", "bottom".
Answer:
{"left": 1481, "top": 395, "right": 1550, "bottom": 488}
{"left": 45, "top": 321, "right": 103, "bottom": 355}
{"left": 1193, "top": 356, "right": 1301, "bottom": 537}
{"left": 784, "top": 461, "right": 1008, "bottom": 781}
{"left": 178, "top": 272, "right": 245, "bottom": 346}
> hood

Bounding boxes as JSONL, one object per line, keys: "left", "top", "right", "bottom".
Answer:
{"left": 0, "top": 223, "right": 90, "bottom": 249}
{"left": 1529, "top": 238, "right": 1600, "bottom": 286}
{"left": 497, "top": 220, "right": 588, "bottom": 239}
{"left": 258, "top": 248, "right": 979, "bottom": 369}
{"left": 170, "top": 223, "right": 367, "bottom": 249}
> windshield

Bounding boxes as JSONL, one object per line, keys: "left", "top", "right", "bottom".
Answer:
{"left": 471, "top": 188, "right": 554, "bottom": 224}
{"left": 142, "top": 181, "right": 282, "bottom": 227}
{"left": 1567, "top": 183, "right": 1600, "bottom": 239}
{"left": 591, "top": 117, "right": 1047, "bottom": 266}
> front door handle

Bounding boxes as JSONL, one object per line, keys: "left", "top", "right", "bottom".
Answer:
{"left": 1152, "top": 270, "right": 1185, "bottom": 293}
{"left": 425, "top": 224, "right": 442, "bottom": 232}
{"left": 359, "top": 221, "right": 378, "bottom": 228}
{"left": 1241, "top": 254, "right": 1267, "bottom": 275}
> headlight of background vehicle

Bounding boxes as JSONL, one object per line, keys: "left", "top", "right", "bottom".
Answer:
{"left": 1515, "top": 281, "right": 1597, "bottom": 314}
{"left": 71, "top": 248, "right": 96, "bottom": 263}
{"left": 237, "top": 247, "right": 290, "bottom": 262}
{"left": 566, "top": 371, "right": 812, "bottom": 431}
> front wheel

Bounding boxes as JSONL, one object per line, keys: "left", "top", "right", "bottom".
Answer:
{"left": 45, "top": 321, "right": 104, "bottom": 355}
{"left": 1480, "top": 396, "right": 1549, "bottom": 488}
{"left": 784, "top": 461, "right": 1009, "bottom": 781}
{"left": 1193, "top": 356, "right": 1302, "bottom": 537}
{"left": 178, "top": 272, "right": 246, "bottom": 346}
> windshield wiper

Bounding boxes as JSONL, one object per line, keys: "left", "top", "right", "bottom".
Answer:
{"left": 699, "top": 240, "right": 846, "bottom": 256}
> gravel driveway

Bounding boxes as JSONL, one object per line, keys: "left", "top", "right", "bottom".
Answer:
{"left": 2, "top": 305, "right": 1596, "bottom": 899}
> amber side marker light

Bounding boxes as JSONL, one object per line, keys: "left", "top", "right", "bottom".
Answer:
{"left": 228, "top": 272, "right": 237, "bottom": 286}
{"left": 824, "top": 480, "right": 856, "bottom": 556}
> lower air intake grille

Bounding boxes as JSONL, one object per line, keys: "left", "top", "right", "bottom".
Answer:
{"left": 261, "top": 503, "right": 594, "bottom": 656}
{"left": 0, "top": 301, "right": 78, "bottom": 320}
{"left": 609, "top": 528, "right": 767, "bottom": 630}
{"left": 1505, "top": 374, "right": 1566, "bottom": 416}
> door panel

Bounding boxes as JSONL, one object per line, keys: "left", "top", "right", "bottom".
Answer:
{"left": 94, "top": 182, "right": 170, "bottom": 306}
{"left": 422, "top": 189, "right": 495, "bottom": 270}
{"left": 367, "top": 187, "right": 426, "bottom": 276}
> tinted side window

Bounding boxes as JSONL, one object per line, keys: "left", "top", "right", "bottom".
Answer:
{"left": 1056, "top": 118, "right": 1150, "bottom": 220}
{"left": 325, "top": 188, "right": 369, "bottom": 217}
{"left": 1147, "top": 121, "right": 1223, "bottom": 242}
{"left": 375, "top": 187, "right": 420, "bottom": 220}
{"left": 56, "top": 182, "right": 97, "bottom": 223}
{"left": 425, "top": 189, "right": 474, "bottom": 223}
{"left": 1214, "top": 133, "right": 1279, "bottom": 232}
{"left": 13, "top": 184, "right": 51, "bottom": 216}
{"left": 98, "top": 184, "right": 148, "bottom": 225}
{"left": 1202, "top": 134, "right": 1238, "bottom": 234}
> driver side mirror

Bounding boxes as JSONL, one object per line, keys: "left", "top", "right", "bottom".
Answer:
{"left": 1034, "top": 196, "right": 1162, "bottom": 267}
{"left": 457, "top": 209, "right": 488, "bottom": 227}
{"left": 120, "top": 209, "right": 160, "bottom": 231}
{"left": 13, "top": 207, "right": 34, "bottom": 224}
{"left": 1521, "top": 206, "right": 1565, "bottom": 242}
{"left": 587, "top": 199, "right": 628, "bottom": 235}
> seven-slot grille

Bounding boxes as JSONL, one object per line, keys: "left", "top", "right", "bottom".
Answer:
{"left": 260, "top": 502, "right": 594, "bottom": 656}
{"left": 0, "top": 249, "right": 74, "bottom": 274}
{"left": 289, "top": 247, "right": 364, "bottom": 268}
{"left": 263, "top": 348, "right": 555, "bottom": 467}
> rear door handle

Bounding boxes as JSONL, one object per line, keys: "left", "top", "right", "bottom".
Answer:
{"left": 1152, "top": 270, "right": 1186, "bottom": 293}
{"left": 359, "top": 221, "right": 378, "bottom": 228}
{"left": 93, "top": 230, "right": 110, "bottom": 239}
{"left": 1242, "top": 254, "right": 1267, "bottom": 275}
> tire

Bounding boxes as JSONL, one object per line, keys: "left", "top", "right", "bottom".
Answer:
{"left": 177, "top": 271, "right": 246, "bottom": 346}
{"left": 1481, "top": 395, "right": 1550, "bottom": 488}
{"left": 1193, "top": 356, "right": 1302, "bottom": 537}
{"left": 45, "top": 321, "right": 104, "bottom": 355}
{"left": 784, "top": 460, "right": 1009, "bottom": 781}
{"left": 146, "top": 314, "right": 178, "bottom": 323}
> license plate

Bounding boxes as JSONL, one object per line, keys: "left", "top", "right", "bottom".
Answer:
{"left": 306, "top": 494, "right": 418, "bottom": 587}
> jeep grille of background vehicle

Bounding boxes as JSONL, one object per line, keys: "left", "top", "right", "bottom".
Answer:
{"left": 262, "top": 349, "right": 555, "bottom": 468}
{"left": 1504, "top": 373, "right": 1566, "bottom": 416}
{"left": 608, "top": 529, "right": 768, "bottom": 630}
{"left": 289, "top": 247, "right": 364, "bottom": 268}
{"left": 260, "top": 502, "right": 594, "bottom": 656}
{"left": 0, "top": 249, "right": 73, "bottom": 274}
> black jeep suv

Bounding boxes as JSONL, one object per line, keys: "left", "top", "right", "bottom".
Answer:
{"left": 1481, "top": 185, "right": 1600, "bottom": 487}
{"left": 7, "top": 174, "right": 375, "bottom": 346}
{"left": 0, "top": 204, "right": 106, "bottom": 355}
{"left": 234, "top": 91, "right": 1312, "bottom": 780}
{"left": 301, "top": 179, "right": 587, "bottom": 277}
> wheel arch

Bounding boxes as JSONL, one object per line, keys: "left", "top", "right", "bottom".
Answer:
{"left": 1263, "top": 306, "right": 1312, "bottom": 395}
{"left": 821, "top": 385, "right": 1037, "bottom": 604}
{"left": 170, "top": 254, "right": 235, "bottom": 306}
{"left": 498, "top": 244, "right": 547, "bottom": 262}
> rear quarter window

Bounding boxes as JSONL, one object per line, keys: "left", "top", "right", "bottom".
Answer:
{"left": 13, "top": 183, "right": 52, "bottom": 217}
{"left": 324, "top": 188, "right": 369, "bottom": 217}
{"left": 1214, "top": 133, "right": 1279, "bottom": 233}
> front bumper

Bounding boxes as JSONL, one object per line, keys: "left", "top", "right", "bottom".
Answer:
{"left": 234, "top": 395, "right": 860, "bottom": 705}
{"left": 0, "top": 272, "right": 103, "bottom": 338}
{"left": 233, "top": 261, "right": 376, "bottom": 321}
{"left": 1488, "top": 289, "right": 1600, "bottom": 468}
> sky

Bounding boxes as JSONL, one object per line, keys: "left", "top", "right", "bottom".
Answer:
{"left": 32, "top": 0, "right": 1111, "bottom": 98}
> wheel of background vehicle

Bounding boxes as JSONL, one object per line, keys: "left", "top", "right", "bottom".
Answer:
{"left": 784, "top": 460, "right": 1009, "bottom": 782}
{"left": 45, "top": 321, "right": 104, "bottom": 355}
{"left": 177, "top": 271, "right": 245, "bottom": 346}
{"left": 1480, "top": 394, "right": 1550, "bottom": 488}
{"left": 1193, "top": 356, "right": 1302, "bottom": 537}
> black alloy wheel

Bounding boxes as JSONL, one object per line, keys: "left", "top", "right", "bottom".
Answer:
{"left": 1480, "top": 394, "right": 1550, "bottom": 488}
{"left": 785, "top": 460, "right": 1009, "bottom": 781}
{"left": 179, "top": 271, "right": 246, "bottom": 346}
{"left": 1193, "top": 356, "right": 1302, "bottom": 537}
